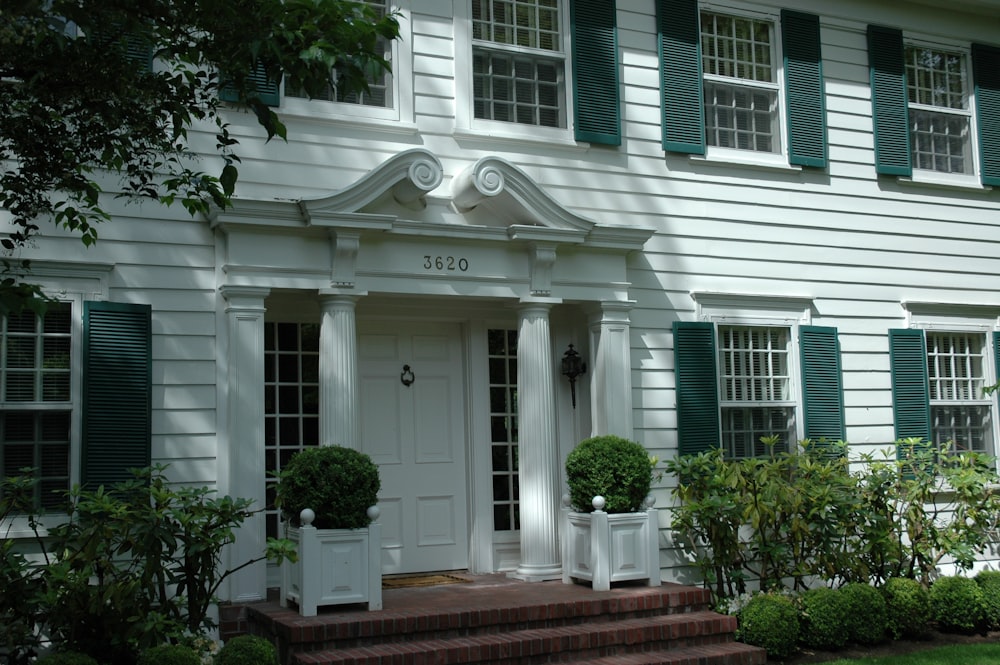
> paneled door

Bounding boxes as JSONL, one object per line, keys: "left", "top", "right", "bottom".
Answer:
{"left": 358, "top": 321, "right": 469, "bottom": 574}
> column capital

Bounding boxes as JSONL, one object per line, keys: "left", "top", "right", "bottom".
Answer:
{"left": 220, "top": 285, "right": 270, "bottom": 310}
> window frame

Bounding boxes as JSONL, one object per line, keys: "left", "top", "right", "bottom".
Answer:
{"left": 455, "top": 0, "right": 579, "bottom": 144}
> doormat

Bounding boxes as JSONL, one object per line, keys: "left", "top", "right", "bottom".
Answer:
{"left": 382, "top": 574, "right": 471, "bottom": 589}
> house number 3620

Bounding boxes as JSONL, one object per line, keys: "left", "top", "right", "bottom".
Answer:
{"left": 423, "top": 255, "right": 469, "bottom": 272}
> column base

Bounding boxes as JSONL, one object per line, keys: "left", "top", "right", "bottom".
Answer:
{"left": 508, "top": 563, "right": 563, "bottom": 582}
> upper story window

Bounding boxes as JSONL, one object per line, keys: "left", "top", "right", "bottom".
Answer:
{"left": 700, "top": 11, "right": 779, "bottom": 154}
{"left": 285, "top": 0, "right": 392, "bottom": 108}
{"left": 905, "top": 45, "right": 972, "bottom": 176}
{"left": 869, "top": 26, "right": 1000, "bottom": 187}
{"left": 659, "top": 1, "right": 827, "bottom": 168}
{"left": 471, "top": 0, "right": 566, "bottom": 128}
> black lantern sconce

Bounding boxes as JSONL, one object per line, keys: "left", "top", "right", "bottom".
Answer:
{"left": 561, "top": 344, "right": 587, "bottom": 409}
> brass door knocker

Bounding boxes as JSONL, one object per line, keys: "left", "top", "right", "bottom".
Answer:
{"left": 400, "top": 364, "right": 415, "bottom": 387}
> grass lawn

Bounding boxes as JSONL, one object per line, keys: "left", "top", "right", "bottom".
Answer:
{"left": 820, "top": 643, "right": 1000, "bottom": 664}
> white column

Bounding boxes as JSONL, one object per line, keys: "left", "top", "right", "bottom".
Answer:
{"left": 590, "top": 301, "right": 635, "bottom": 439}
{"left": 319, "top": 294, "right": 360, "bottom": 449}
{"left": 513, "top": 301, "right": 562, "bottom": 581}
{"left": 221, "top": 286, "right": 270, "bottom": 602}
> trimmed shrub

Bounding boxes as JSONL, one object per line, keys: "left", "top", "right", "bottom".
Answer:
{"left": 930, "top": 575, "right": 986, "bottom": 634}
{"left": 798, "top": 587, "right": 850, "bottom": 651}
{"left": 975, "top": 570, "right": 1000, "bottom": 630}
{"left": 35, "top": 653, "right": 100, "bottom": 665}
{"left": 276, "top": 445, "right": 380, "bottom": 529}
{"left": 840, "top": 582, "right": 887, "bottom": 645}
{"left": 217, "top": 635, "right": 278, "bottom": 665}
{"left": 565, "top": 435, "right": 652, "bottom": 513}
{"left": 736, "top": 593, "right": 800, "bottom": 660}
{"left": 136, "top": 644, "right": 201, "bottom": 665}
{"left": 882, "top": 577, "right": 931, "bottom": 640}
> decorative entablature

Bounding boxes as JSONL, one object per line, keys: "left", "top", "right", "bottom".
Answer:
{"left": 210, "top": 149, "right": 653, "bottom": 301}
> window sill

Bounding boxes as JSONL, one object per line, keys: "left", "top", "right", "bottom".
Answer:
{"left": 898, "top": 172, "right": 991, "bottom": 192}
{"left": 688, "top": 150, "right": 802, "bottom": 174}
{"left": 454, "top": 125, "right": 587, "bottom": 151}
{"left": 278, "top": 103, "right": 418, "bottom": 136}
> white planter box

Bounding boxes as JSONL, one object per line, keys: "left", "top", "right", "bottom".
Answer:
{"left": 281, "top": 510, "right": 382, "bottom": 616}
{"left": 561, "top": 495, "right": 660, "bottom": 592}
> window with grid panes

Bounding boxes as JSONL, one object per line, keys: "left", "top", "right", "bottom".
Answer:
{"left": 718, "top": 325, "right": 794, "bottom": 457}
{"left": 264, "top": 322, "right": 320, "bottom": 539}
{"left": 700, "top": 11, "right": 780, "bottom": 153}
{"left": 488, "top": 328, "right": 519, "bottom": 531}
{"left": 905, "top": 45, "right": 973, "bottom": 175}
{"left": 926, "top": 332, "right": 991, "bottom": 453}
{"left": 285, "top": 0, "right": 392, "bottom": 107}
{"left": 0, "top": 303, "right": 72, "bottom": 510}
{"left": 472, "top": 0, "right": 565, "bottom": 128}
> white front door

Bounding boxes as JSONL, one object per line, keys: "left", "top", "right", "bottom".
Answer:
{"left": 358, "top": 321, "right": 469, "bottom": 574}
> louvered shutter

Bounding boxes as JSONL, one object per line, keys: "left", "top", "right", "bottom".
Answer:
{"left": 658, "top": 0, "right": 705, "bottom": 154}
{"left": 82, "top": 302, "right": 152, "bottom": 488}
{"left": 572, "top": 0, "right": 621, "bottom": 145}
{"left": 888, "top": 329, "right": 931, "bottom": 442}
{"left": 219, "top": 62, "right": 281, "bottom": 107}
{"left": 972, "top": 44, "right": 1000, "bottom": 186}
{"left": 782, "top": 10, "right": 827, "bottom": 168}
{"left": 799, "top": 326, "right": 845, "bottom": 453}
{"left": 868, "top": 25, "right": 912, "bottom": 177}
{"left": 673, "top": 321, "right": 720, "bottom": 455}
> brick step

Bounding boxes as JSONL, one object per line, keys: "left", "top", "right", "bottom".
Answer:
{"left": 290, "top": 612, "right": 749, "bottom": 665}
{"left": 578, "top": 642, "right": 767, "bottom": 665}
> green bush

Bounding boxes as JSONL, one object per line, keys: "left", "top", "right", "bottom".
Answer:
{"left": 840, "top": 582, "right": 887, "bottom": 645}
{"left": 798, "top": 587, "right": 850, "bottom": 651}
{"left": 34, "top": 653, "right": 100, "bottom": 665}
{"left": 930, "top": 575, "right": 986, "bottom": 634}
{"left": 276, "top": 445, "right": 381, "bottom": 529}
{"left": 565, "top": 435, "right": 652, "bottom": 513}
{"left": 975, "top": 570, "right": 1000, "bottom": 630}
{"left": 882, "top": 577, "right": 931, "bottom": 640}
{"left": 736, "top": 593, "right": 800, "bottom": 660}
{"left": 217, "top": 635, "right": 278, "bottom": 665}
{"left": 137, "top": 644, "right": 200, "bottom": 665}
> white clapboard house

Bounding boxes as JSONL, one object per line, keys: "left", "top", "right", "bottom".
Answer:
{"left": 4, "top": 0, "right": 1000, "bottom": 604}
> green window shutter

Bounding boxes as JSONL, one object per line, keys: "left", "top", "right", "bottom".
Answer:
{"left": 972, "top": 43, "right": 1000, "bottom": 186}
{"left": 658, "top": 0, "right": 705, "bottom": 154}
{"left": 124, "top": 34, "right": 154, "bottom": 73}
{"left": 782, "top": 10, "right": 827, "bottom": 168}
{"left": 888, "top": 329, "right": 931, "bottom": 442}
{"left": 82, "top": 302, "right": 152, "bottom": 489}
{"left": 572, "top": 0, "right": 621, "bottom": 146}
{"left": 994, "top": 331, "right": 1000, "bottom": 394}
{"left": 673, "top": 321, "right": 720, "bottom": 455}
{"left": 799, "top": 326, "right": 845, "bottom": 448}
{"left": 220, "top": 62, "right": 281, "bottom": 107}
{"left": 867, "top": 25, "right": 912, "bottom": 177}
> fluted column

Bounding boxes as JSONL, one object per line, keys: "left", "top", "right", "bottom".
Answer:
{"left": 590, "top": 301, "right": 635, "bottom": 439}
{"left": 221, "top": 286, "right": 269, "bottom": 602}
{"left": 319, "top": 294, "right": 360, "bottom": 449}
{"left": 514, "top": 301, "right": 562, "bottom": 580}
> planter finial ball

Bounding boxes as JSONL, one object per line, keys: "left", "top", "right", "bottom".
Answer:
{"left": 562, "top": 493, "right": 571, "bottom": 508}
{"left": 367, "top": 505, "right": 380, "bottom": 521}
{"left": 300, "top": 508, "right": 315, "bottom": 526}
{"left": 645, "top": 494, "right": 656, "bottom": 508}
{"left": 592, "top": 496, "right": 606, "bottom": 511}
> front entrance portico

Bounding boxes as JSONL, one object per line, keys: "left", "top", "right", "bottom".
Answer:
{"left": 211, "top": 148, "right": 653, "bottom": 602}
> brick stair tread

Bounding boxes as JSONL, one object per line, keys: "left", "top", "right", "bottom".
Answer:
{"left": 572, "top": 641, "right": 768, "bottom": 665}
{"left": 291, "top": 611, "right": 737, "bottom": 665}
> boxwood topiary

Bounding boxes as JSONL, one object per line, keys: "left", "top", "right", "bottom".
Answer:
{"left": 930, "top": 575, "right": 986, "bottom": 634}
{"left": 136, "top": 644, "right": 200, "bottom": 665}
{"left": 565, "top": 435, "right": 652, "bottom": 513}
{"left": 217, "top": 635, "right": 278, "bottom": 665}
{"left": 840, "top": 582, "right": 887, "bottom": 645}
{"left": 975, "top": 570, "right": 1000, "bottom": 630}
{"left": 276, "top": 445, "right": 380, "bottom": 529}
{"left": 798, "top": 587, "right": 850, "bottom": 651}
{"left": 736, "top": 593, "right": 800, "bottom": 660}
{"left": 35, "top": 653, "right": 100, "bottom": 665}
{"left": 882, "top": 577, "right": 931, "bottom": 640}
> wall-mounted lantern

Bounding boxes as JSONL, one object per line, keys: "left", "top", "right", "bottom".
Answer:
{"left": 561, "top": 344, "right": 587, "bottom": 409}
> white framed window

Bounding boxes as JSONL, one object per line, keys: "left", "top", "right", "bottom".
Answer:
{"left": 905, "top": 43, "right": 974, "bottom": 177}
{"left": 718, "top": 324, "right": 795, "bottom": 457}
{"left": 700, "top": 9, "right": 781, "bottom": 155}
{"left": 926, "top": 331, "right": 992, "bottom": 453}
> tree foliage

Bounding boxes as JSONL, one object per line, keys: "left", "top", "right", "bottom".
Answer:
{"left": 0, "top": 0, "right": 398, "bottom": 310}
